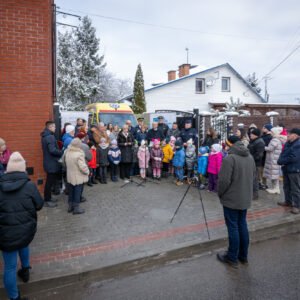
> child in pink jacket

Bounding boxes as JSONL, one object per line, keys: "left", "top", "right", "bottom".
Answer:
{"left": 207, "top": 144, "right": 223, "bottom": 192}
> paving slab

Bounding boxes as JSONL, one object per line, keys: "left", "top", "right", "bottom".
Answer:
{"left": 0, "top": 177, "right": 299, "bottom": 297}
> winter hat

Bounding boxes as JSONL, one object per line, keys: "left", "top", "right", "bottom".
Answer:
{"left": 263, "top": 124, "right": 273, "bottom": 131}
{"left": 271, "top": 127, "right": 283, "bottom": 137}
{"left": 170, "top": 136, "right": 176, "bottom": 142}
{"left": 141, "top": 140, "right": 146, "bottom": 146}
{"left": 100, "top": 138, "right": 106, "bottom": 144}
{"left": 175, "top": 140, "right": 182, "bottom": 148}
{"left": 290, "top": 128, "right": 300, "bottom": 136}
{"left": 199, "top": 146, "right": 208, "bottom": 155}
{"left": 111, "top": 139, "right": 117, "bottom": 146}
{"left": 66, "top": 125, "right": 75, "bottom": 134}
{"left": 76, "top": 132, "right": 87, "bottom": 140}
{"left": 211, "top": 144, "right": 222, "bottom": 153}
{"left": 0, "top": 138, "right": 5, "bottom": 147}
{"left": 6, "top": 152, "right": 26, "bottom": 173}
{"left": 249, "top": 123, "right": 257, "bottom": 129}
{"left": 153, "top": 139, "right": 160, "bottom": 146}
{"left": 251, "top": 128, "right": 261, "bottom": 137}
{"left": 70, "top": 138, "right": 82, "bottom": 148}
{"left": 226, "top": 135, "right": 240, "bottom": 147}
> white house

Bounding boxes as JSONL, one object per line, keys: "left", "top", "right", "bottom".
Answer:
{"left": 124, "top": 63, "right": 266, "bottom": 113}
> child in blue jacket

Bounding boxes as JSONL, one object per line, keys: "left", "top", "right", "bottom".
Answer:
{"left": 173, "top": 140, "right": 185, "bottom": 186}
{"left": 198, "top": 146, "right": 209, "bottom": 189}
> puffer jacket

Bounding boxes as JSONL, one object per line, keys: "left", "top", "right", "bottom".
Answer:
{"left": 151, "top": 147, "right": 163, "bottom": 169}
{"left": 185, "top": 145, "right": 196, "bottom": 170}
{"left": 198, "top": 154, "right": 208, "bottom": 175}
{"left": 137, "top": 146, "right": 150, "bottom": 168}
{"left": 162, "top": 144, "right": 174, "bottom": 163}
{"left": 173, "top": 147, "right": 185, "bottom": 168}
{"left": 207, "top": 152, "right": 223, "bottom": 175}
{"left": 278, "top": 137, "right": 300, "bottom": 174}
{"left": 248, "top": 137, "right": 265, "bottom": 167}
{"left": 64, "top": 145, "right": 89, "bottom": 185}
{"left": 263, "top": 137, "right": 282, "bottom": 180}
{"left": 0, "top": 172, "right": 44, "bottom": 252}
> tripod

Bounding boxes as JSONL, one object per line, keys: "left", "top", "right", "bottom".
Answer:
{"left": 170, "top": 176, "right": 211, "bottom": 240}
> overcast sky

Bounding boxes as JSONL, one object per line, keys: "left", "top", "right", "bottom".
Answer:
{"left": 56, "top": 0, "right": 300, "bottom": 103}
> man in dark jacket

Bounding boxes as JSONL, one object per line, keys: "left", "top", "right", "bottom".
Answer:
{"left": 0, "top": 152, "right": 44, "bottom": 300}
{"left": 217, "top": 136, "right": 256, "bottom": 268}
{"left": 167, "top": 122, "right": 180, "bottom": 139}
{"left": 179, "top": 119, "right": 198, "bottom": 146}
{"left": 277, "top": 128, "right": 300, "bottom": 214}
{"left": 248, "top": 128, "right": 265, "bottom": 199}
{"left": 157, "top": 116, "right": 169, "bottom": 137}
{"left": 146, "top": 122, "right": 165, "bottom": 144}
{"left": 41, "top": 121, "right": 63, "bottom": 207}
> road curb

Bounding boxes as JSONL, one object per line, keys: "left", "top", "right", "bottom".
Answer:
{"left": 1, "top": 217, "right": 300, "bottom": 298}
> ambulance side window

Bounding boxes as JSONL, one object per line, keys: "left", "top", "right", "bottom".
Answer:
{"left": 88, "top": 113, "right": 93, "bottom": 126}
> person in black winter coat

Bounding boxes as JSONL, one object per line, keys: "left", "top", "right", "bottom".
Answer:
{"left": 0, "top": 152, "right": 44, "bottom": 300}
{"left": 277, "top": 128, "right": 300, "bottom": 214}
{"left": 41, "top": 121, "right": 63, "bottom": 208}
{"left": 117, "top": 125, "right": 134, "bottom": 181}
{"left": 146, "top": 122, "right": 165, "bottom": 144}
{"left": 248, "top": 128, "right": 265, "bottom": 199}
{"left": 261, "top": 124, "right": 273, "bottom": 188}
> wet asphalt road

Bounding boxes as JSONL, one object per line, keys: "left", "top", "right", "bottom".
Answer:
{"left": 29, "top": 234, "right": 300, "bottom": 300}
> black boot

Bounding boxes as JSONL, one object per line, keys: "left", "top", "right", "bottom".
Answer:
{"left": 73, "top": 205, "right": 85, "bottom": 215}
{"left": 17, "top": 266, "right": 31, "bottom": 283}
{"left": 91, "top": 176, "right": 98, "bottom": 184}
{"left": 67, "top": 203, "right": 73, "bottom": 213}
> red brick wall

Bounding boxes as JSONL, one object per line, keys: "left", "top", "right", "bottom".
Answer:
{"left": 0, "top": 0, "right": 54, "bottom": 188}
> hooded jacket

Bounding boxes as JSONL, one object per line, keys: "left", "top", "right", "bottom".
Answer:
{"left": 0, "top": 172, "right": 44, "bottom": 252}
{"left": 277, "top": 138, "right": 300, "bottom": 174}
{"left": 41, "top": 128, "right": 63, "bottom": 173}
{"left": 218, "top": 141, "right": 256, "bottom": 210}
{"left": 248, "top": 137, "right": 265, "bottom": 167}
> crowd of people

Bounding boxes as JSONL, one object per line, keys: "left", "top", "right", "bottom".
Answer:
{"left": 0, "top": 117, "right": 300, "bottom": 299}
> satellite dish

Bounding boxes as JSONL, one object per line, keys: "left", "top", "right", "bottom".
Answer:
{"left": 206, "top": 76, "right": 216, "bottom": 87}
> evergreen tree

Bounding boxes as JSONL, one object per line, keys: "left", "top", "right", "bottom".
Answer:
{"left": 132, "top": 64, "right": 146, "bottom": 113}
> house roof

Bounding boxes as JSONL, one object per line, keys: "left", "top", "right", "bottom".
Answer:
{"left": 122, "top": 63, "right": 267, "bottom": 103}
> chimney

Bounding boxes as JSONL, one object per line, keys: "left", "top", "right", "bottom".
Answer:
{"left": 167, "top": 70, "right": 176, "bottom": 81}
{"left": 178, "top": 63, "right": 191, "bottom": 78}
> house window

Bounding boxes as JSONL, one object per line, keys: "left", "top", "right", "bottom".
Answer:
{"left": 195, "top": 78, "right": 205, "bottom": 94}
{"left": 222, "top": 77, "right": 230, "bottom": 92}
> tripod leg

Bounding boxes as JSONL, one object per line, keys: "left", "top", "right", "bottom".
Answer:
{"left": 170, "top": 184, "right": 191, "bottom": 223}
{"left": 198, "top": 188, "right": 211, "bottom": 240}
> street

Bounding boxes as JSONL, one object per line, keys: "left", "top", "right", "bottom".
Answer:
{"left": 29, "top": 233, "right": 300, "bottom": 300}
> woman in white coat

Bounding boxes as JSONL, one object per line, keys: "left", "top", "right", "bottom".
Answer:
{"left": 64, "top": 138, "right": 89, "bottom": 214}
{"left": 263, "top": 127, "right": 286, "bottom": 194}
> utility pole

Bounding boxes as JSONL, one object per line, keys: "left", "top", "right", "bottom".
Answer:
{"left": 263, "top": 76, "right": 272, "bottom": 103}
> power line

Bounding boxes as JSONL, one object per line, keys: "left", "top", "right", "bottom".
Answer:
{"left": 59, "top": 7, "right": 287, "bottom": 42}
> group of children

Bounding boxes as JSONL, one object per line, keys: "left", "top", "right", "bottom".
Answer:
{"left": 86, "top": 133, "right": 225, "bottom": 192}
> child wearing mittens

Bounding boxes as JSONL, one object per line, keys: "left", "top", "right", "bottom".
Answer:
{"left": 207, "top": 143, "right": 223, "bottom": 192}
{"left": 151, "top": 139, "right": 164, "bottom": 180}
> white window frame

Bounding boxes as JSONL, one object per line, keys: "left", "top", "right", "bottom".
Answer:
{"left": 221, "top": 77, "right": 231, "bottom": 92}
{"left": 195, "top": 78, "right": 205, "bottom": 94}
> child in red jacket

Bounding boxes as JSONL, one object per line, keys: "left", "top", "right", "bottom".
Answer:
{"left": 87, "top": 143, "right": 98, "bottom": 186}
{"left": 207, "top": 143, "right": 223, "bottom": 192}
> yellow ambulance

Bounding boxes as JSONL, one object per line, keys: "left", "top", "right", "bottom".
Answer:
{"left": 85, "top": 103, "right": 137, "bottom": 127}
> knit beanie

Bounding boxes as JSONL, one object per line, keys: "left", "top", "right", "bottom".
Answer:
{"left": 251, "top": 128, "right": 261, "bottom": 137}
{"left": 225, "top": 135, "right": 240, "bottom": 147}
{"left": 211, "top": 144, "right": 222, "bottom": 153}
{"left": 111, "top": 139, "right": 117, "bottom": 146}
{"left": 153, "top": 139, "right": 160, "bottom": 145}
{"left": 263, "top": 124, "right": 273, "bottom": 132}
{"left": 199, "top": 146, "right": 208, "bottom": 155}
{"left": 66, "top": 125, "right": 75, "bottom": 134}
{"left": 70, "top": 138, "right": 82, "bottom": 148}
{"left": 6, "top": 152, "right": 26, "bottom": 173}
{"left": 290, "top": 128, "right": 300, "bottom": 136}
{"left": 271, "top": 127, "right": 283, "bottom": 137}
{"left": 141, "top": 140, "right": 146, "bottom": 146}
{"left": 0, "top": 138, "right": 5, "bottom": 148}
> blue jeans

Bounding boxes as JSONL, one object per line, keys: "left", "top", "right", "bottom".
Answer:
{"left": 68, "top": 183, "right": 83, "bottom": 206}
{"left": 2, "top": 247, "right": 30, "bottom": 299}
{"left": 175, "top": 167, "right": 184, "bottom": 181}
{"left": 223, "top": 206, "right": 249, "bottom": 263}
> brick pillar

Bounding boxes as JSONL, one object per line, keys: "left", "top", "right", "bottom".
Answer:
{"left": 0, "top": 0, "right": 54, "bottom": 190}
